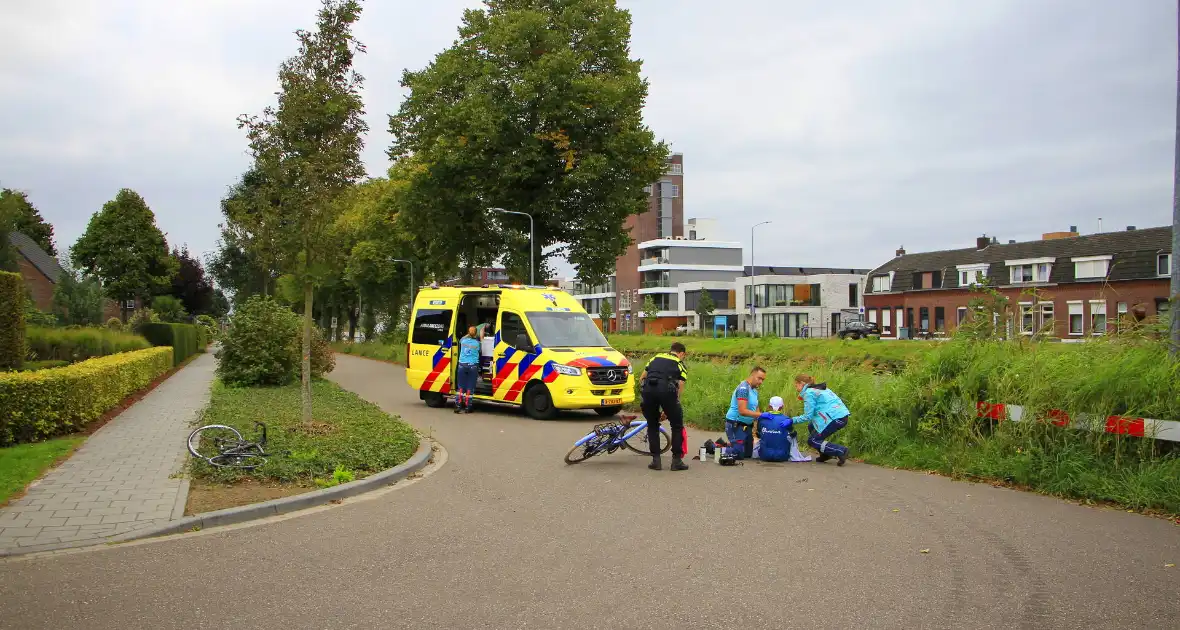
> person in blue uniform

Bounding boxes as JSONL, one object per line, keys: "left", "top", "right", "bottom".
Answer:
{"left": 724, "top": 366, "right": 766, "bottom": 459}
{"left": 790, "top": 374, "right": 851, "bottom": 465}
{"left": 454, "top": 326, "right": 480, "bottom": 414}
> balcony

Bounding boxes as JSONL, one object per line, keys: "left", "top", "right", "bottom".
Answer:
{"left": 641, "top": 280, "right": 670, "bottom": 289}
{"left": 640, "top": 256, "right": 670, "bottom": 267}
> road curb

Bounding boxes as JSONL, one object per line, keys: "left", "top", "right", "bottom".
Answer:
{"left": 107, "top": 437, "right": 435, "bottom": 544}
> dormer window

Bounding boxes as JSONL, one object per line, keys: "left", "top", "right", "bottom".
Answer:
{"left": 1006, "top": 257, "right": 1054, "bottom": 284}
{"left": 1072, "top": 255, "right": 1111, "bottom": 279}
{"left": 956, "top": 263, "right": 989, "bottom": 287}
{"left": 871, "top": 275, "right": 890, "bottom": 292}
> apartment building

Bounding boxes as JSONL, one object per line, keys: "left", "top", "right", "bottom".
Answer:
{"left": 736, "top": 267, "right": 870, "bottom": 337}
{"left": 862, "top": 226, "right": 1173, "bottom": 339}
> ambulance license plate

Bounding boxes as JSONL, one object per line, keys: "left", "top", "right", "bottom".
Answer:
{"left": 602, "top": 398, "right": 622, "bottom": 406}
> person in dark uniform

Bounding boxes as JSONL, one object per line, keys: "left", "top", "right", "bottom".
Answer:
{"left": 638, "top": 342, "right": 689, "bottom": 471}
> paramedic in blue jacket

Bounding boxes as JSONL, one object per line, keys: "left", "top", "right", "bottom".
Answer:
{"left": 790, "top": 374, "right": 850, "bottom": 466}
{"left": 724, "top": 366, "right": 766, "bottom": 459}
{"left": 454, "top": 326, "right": 481, "bottom": 414}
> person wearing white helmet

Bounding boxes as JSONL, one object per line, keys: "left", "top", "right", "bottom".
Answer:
{"left": 754, "top": 395, "right": 811, "bottom": 462}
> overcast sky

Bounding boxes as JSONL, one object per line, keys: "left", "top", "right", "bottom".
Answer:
{"left": 1, "top": 0, "right": 1176, "bottom": 278}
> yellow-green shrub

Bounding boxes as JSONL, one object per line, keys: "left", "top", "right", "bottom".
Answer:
{"left": 0, "top": 347, "right": 173, "bottom": 446}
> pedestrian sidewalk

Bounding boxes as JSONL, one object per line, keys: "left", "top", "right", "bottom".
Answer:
{"left": 0, "top": 352, "right": 215, "bottom": 556}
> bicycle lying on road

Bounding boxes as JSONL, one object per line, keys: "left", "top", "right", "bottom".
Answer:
{"left": 187, "top": 421, "right": 282, "bottom": 469}
{"left": 564, "top": 414, "right": 671, "bottom": 465}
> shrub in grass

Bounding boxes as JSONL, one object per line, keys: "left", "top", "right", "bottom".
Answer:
{"left": 0, "top": 271, "right": 25, "bottom": 371}
{"left": 0, "top": 347, "right": 173, "bottom": 445}
{"left": 25, "top": 326, "right": 151, "bottom": 362}
{"left": 127, "top": 307, "right": 160, "bottom": 334}
{"left": 216, "top": 296, "right": 334, "bottom": 386}
{"left": 105, "top": 317, "right": 124, "bottom": 332}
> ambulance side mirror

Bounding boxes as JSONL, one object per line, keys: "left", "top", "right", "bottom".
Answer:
{"left": 515, "top": 333, "right": 534, "bottom": 354}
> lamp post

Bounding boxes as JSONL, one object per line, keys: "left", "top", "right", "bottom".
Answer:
{"left": 392, "top": 258, "right": 414, "bottom": 305}
{"left": 490, "top": 207, "right": 535, "bottom": 286}
{"left": 750, "top": 220, "right": 771, "bottom": 335}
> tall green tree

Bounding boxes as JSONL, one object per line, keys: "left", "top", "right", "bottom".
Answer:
{"left": 642, "top": 295, "right": 658, "bottom": 332}
{"left": 218, "top": 166, "right": 288, "bottom": 298}
{"left": 72, "top": 189, "right": 177, "bottom": 321}
{"left": 598, "top": 297, "right": 613, "bottom": 332}
{"left": 695, "top": 291, "right": 715, "bottom": 333}
{"left": 239, "top": 0, "right": 368, "bottom": 423}
{"left": 0, "top": 188, "right": 56, "bottom": 256}
{"left": 388, "top": 0, "right": 667, "bottom": 286}
{"left": 0, "top": 201, "right": 17, "bottom": 272}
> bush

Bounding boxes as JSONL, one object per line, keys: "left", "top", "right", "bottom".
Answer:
{"left": 195, "top": 314, "right": 218, "bottom": 339}
{"left": 216, "top": 296, "right": 334, "bottom": 387}
{"left": 151, "top": 295, "right": 188, "bottom": 323}
{"left": 18, "top": 360, "right": 70, "bottom": 371}
{"left": 0, "top": 271, "right": 25, "bottom": 370}
{"left": 105, "top": 317, "right": 123, "bottom": 332}
{"left": 139, "top": 322, "right": 203, "bottom": 366}
{"left": 25, "top": 326, "right": 151, "bottom": 362}
{"left": 127, "top": 307, "right": 159, "bottom": 334}
{"left": 0, "top": 347, "right": 173, "bottom": 445}
{"left": 23, "top": 302, "right": 58, "bottom": 328}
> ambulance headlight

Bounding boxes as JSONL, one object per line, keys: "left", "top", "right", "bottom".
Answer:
{"left": 553, "top": 364, "right": 582, "bottom": 377}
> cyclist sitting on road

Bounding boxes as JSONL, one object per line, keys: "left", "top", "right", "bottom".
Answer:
{"left": 724, "top": 366, "right": 766, "bottom": 459}
{"left": 789, "top": 374, "right": 851, "bottom": 466}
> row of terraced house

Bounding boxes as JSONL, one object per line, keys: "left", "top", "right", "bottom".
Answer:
{"left": 862, "top": 226, "right": 1174, "bottom": 340}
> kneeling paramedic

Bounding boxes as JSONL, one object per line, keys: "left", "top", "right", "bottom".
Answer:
{"left": 724, "top": 366, "right": 766, "bottom": 459}
{"left": 790, "top": 374, "right": 851, "bottom": 466}
{"left": 639, "top": 342, "right": 689, "bottom": 471}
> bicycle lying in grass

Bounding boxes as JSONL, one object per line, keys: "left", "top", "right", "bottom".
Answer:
{"left": 187, "top": 421, "right": 283, "bottom": 469}
{"left": 564, "top": 414, "right": 671, "bottom": 465}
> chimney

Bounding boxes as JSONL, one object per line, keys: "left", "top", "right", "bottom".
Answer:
{"left": 895, "top": 245, "right": 905, "bottom": 257}
{"left": 991, "top": 236, "right": 998, "bottom": 244}
{"left": 1126, "top": 225, "right": 1136, "bottom": 231}
{"left": 976, "top": 235, "right": 990, "bottom": 250}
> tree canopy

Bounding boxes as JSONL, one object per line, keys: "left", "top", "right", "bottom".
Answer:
{"left": 71, "top": 188, "right": 177, "bottom": 319}
{"left": 0, "top": 188, "right": 56, "bottom": 256}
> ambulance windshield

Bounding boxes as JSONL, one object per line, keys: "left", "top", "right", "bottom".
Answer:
{"left": 526, "top": 312, "right": 608, "bottom": 348}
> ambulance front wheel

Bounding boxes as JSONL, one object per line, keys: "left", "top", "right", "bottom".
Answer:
{"left": 422, "top": 391, "right": 447, "bottom": 408}
{"left": 523, "top": 383, "right": 558, "bottom": 420}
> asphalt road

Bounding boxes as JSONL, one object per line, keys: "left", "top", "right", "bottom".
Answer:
{"left": 1, "top": 354, "right": 1177, "bottom": 629}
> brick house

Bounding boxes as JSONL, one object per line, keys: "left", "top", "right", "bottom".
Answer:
{"left": 8, "top": 231, "right": 142, "bottom": 320}
{"left": 863, "top": 226, "right": 1173, "bottom": 340}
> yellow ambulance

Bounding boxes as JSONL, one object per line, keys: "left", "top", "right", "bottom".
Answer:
{"left": 405, "top": 285, "right": 634, "bottom": 419}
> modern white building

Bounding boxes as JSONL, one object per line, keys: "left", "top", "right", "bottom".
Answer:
{"left": 735, "top": 267, "right": 870, "bottom": 337}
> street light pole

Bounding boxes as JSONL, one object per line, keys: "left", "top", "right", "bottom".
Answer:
{"left": 1171, "top": 0, "right": 1180, "bottom": 356}
{"left": 750, "top": 220, "right": 771, "bottom": 336}
{"left": 490, "top": 207, "right": 535, "bottom": 286}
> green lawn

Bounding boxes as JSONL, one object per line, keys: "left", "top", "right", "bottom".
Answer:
{"left": 190, "top": 378, "right": 419, "bottom": 485}
{"left": 332, "top": 340, "right": 406, "bottom": 364}
{"left": 0, "top": 436, "right": 86, "bottom": 505}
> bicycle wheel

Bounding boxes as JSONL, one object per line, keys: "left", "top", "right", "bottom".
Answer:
{"left": 623, "top": 425, "right": 671, "bottom": 455}
{"left": 564, "top": 435, "right": 608, "bottom": 465}
{"left": 187, "top": 424, "right": 244, "bottom": 460}
{"left": 209, "top": 453, "right": 267, "bottom": 469}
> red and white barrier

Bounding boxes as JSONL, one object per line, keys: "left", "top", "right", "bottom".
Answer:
{"left": 975, "top": 402, "right": 1180, "bottom": 442}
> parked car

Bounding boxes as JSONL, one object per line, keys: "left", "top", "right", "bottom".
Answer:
{"left": 837, "top": 320, "right": 880, "bottom": 340}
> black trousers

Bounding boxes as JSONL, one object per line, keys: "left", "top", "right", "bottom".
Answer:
{"left": 640, "top": 390, "right": 684, "bottom": 458}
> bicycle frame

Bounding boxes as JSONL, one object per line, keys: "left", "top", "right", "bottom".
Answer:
{"left": 573, "top": 420, "right": 647, "bottom": 449}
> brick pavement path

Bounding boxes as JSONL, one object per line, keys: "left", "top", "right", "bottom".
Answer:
{"left": 0, "top": 352, "right": 215, "bottom": 556}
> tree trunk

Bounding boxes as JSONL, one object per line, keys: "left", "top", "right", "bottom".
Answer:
{"left": 461, "top": 256, "right": 475, "bottom": 285}
{"left": 363, "top": 300, "right": 376, "bottom": 341}
{"left": 333, "top": 303, "right": 344, "bottom": 342}
{"left": 301, "top": 281, "right": 313, "bottom": 425}
{"left": 347, "top": 304, "right": 357, "bottom": 342}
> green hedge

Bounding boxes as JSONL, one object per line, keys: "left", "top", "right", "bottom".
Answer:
{"left": 0, "top": 272, "right": 25, "bottom": 371}
{"left": 140, "top": 322, "right": 203, "bottom": 366}
{"left": 25, "top": 326, "right": 151, "bottom": 362}
{"left": 0, "top": 347, "right": 173, "bottom": 446}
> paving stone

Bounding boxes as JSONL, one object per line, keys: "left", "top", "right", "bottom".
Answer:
{"left": 46, "top": 509, "right": 92, "bottom": 518}
{"left": 100, "top": 513, "right": 138, "bottom": 525}
{"left": 23, "top": 516, "right": 66, "bottom": 528}
{"left": 65, "top": 515, "right": 108, "bottom": 527}
{"left": 0, "top": 527, "right": 43, "bottom": 538}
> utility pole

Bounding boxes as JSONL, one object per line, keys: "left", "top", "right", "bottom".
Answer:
{"left": 1172, "top": 0, "right": 1180, "bottom": 356}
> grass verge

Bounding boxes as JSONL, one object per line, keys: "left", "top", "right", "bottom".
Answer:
{"left": 190, "top": 378, "right": 419, "bottom": 487}
{"left": 332, "top": 340, "right": 406, "bottom": 364}
{"left": 0, "top": 436, "right": 86, "bottom": 505}
{"left": 607, "top": 334, "right": 933, "bottom": 373}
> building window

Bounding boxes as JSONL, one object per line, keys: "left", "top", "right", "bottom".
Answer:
{"left": 881, "top": 308, "right": 892, "bottom": 332}
{"left": 643, "top": 184, "right": 652, "bottom": 194}
{"left": 689, "top": 230, "right": 696, "bottom": 240}
{"left": 670, "top": 184, "right": 679, "bottom": 198}
{"left": 957, "top": 265, "right": 988, "bottom": 287}
{"left": 125, "top": 299, "right": 137, "bottom": 309}
{"left": 1040, "top": 303, "right": 1054, "bottom": 335}
{"left": 871, "top": 275, "right": 890, "bottom": 292}
{"left": 1009, "top": 263, "right": 1051, "bottom": 284}
{"left": 1160, "top": 253, "right": 1173, "bottom": 276}
{"left": 1090, "top": 301, "right": 1107, "bottom": 335}
{"left": 668, "top": 163, "right": 683, "bottom": 175}
{"left": 1072, "top": 256, "right": 1111, "bottom": 279}
{"left": 848, "top": 283, "right": 858, "bottom": 307}
{"left": 919, "top": 307, "right": 929, "bottom": 332}
{"left": 1068, "top": 302, "right": 1083, "bottom": 335}
{"left": 934, "top": 307, "right": 945, "bottom": 332}
{"left": 957, "top": 306, "right": 967, "bottom": 325}
{"left": 868, "top": 309, "right": 877, "bottom": 324}
{"left": 1019, "top": 303, "right": 1034, "bottom": 335}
